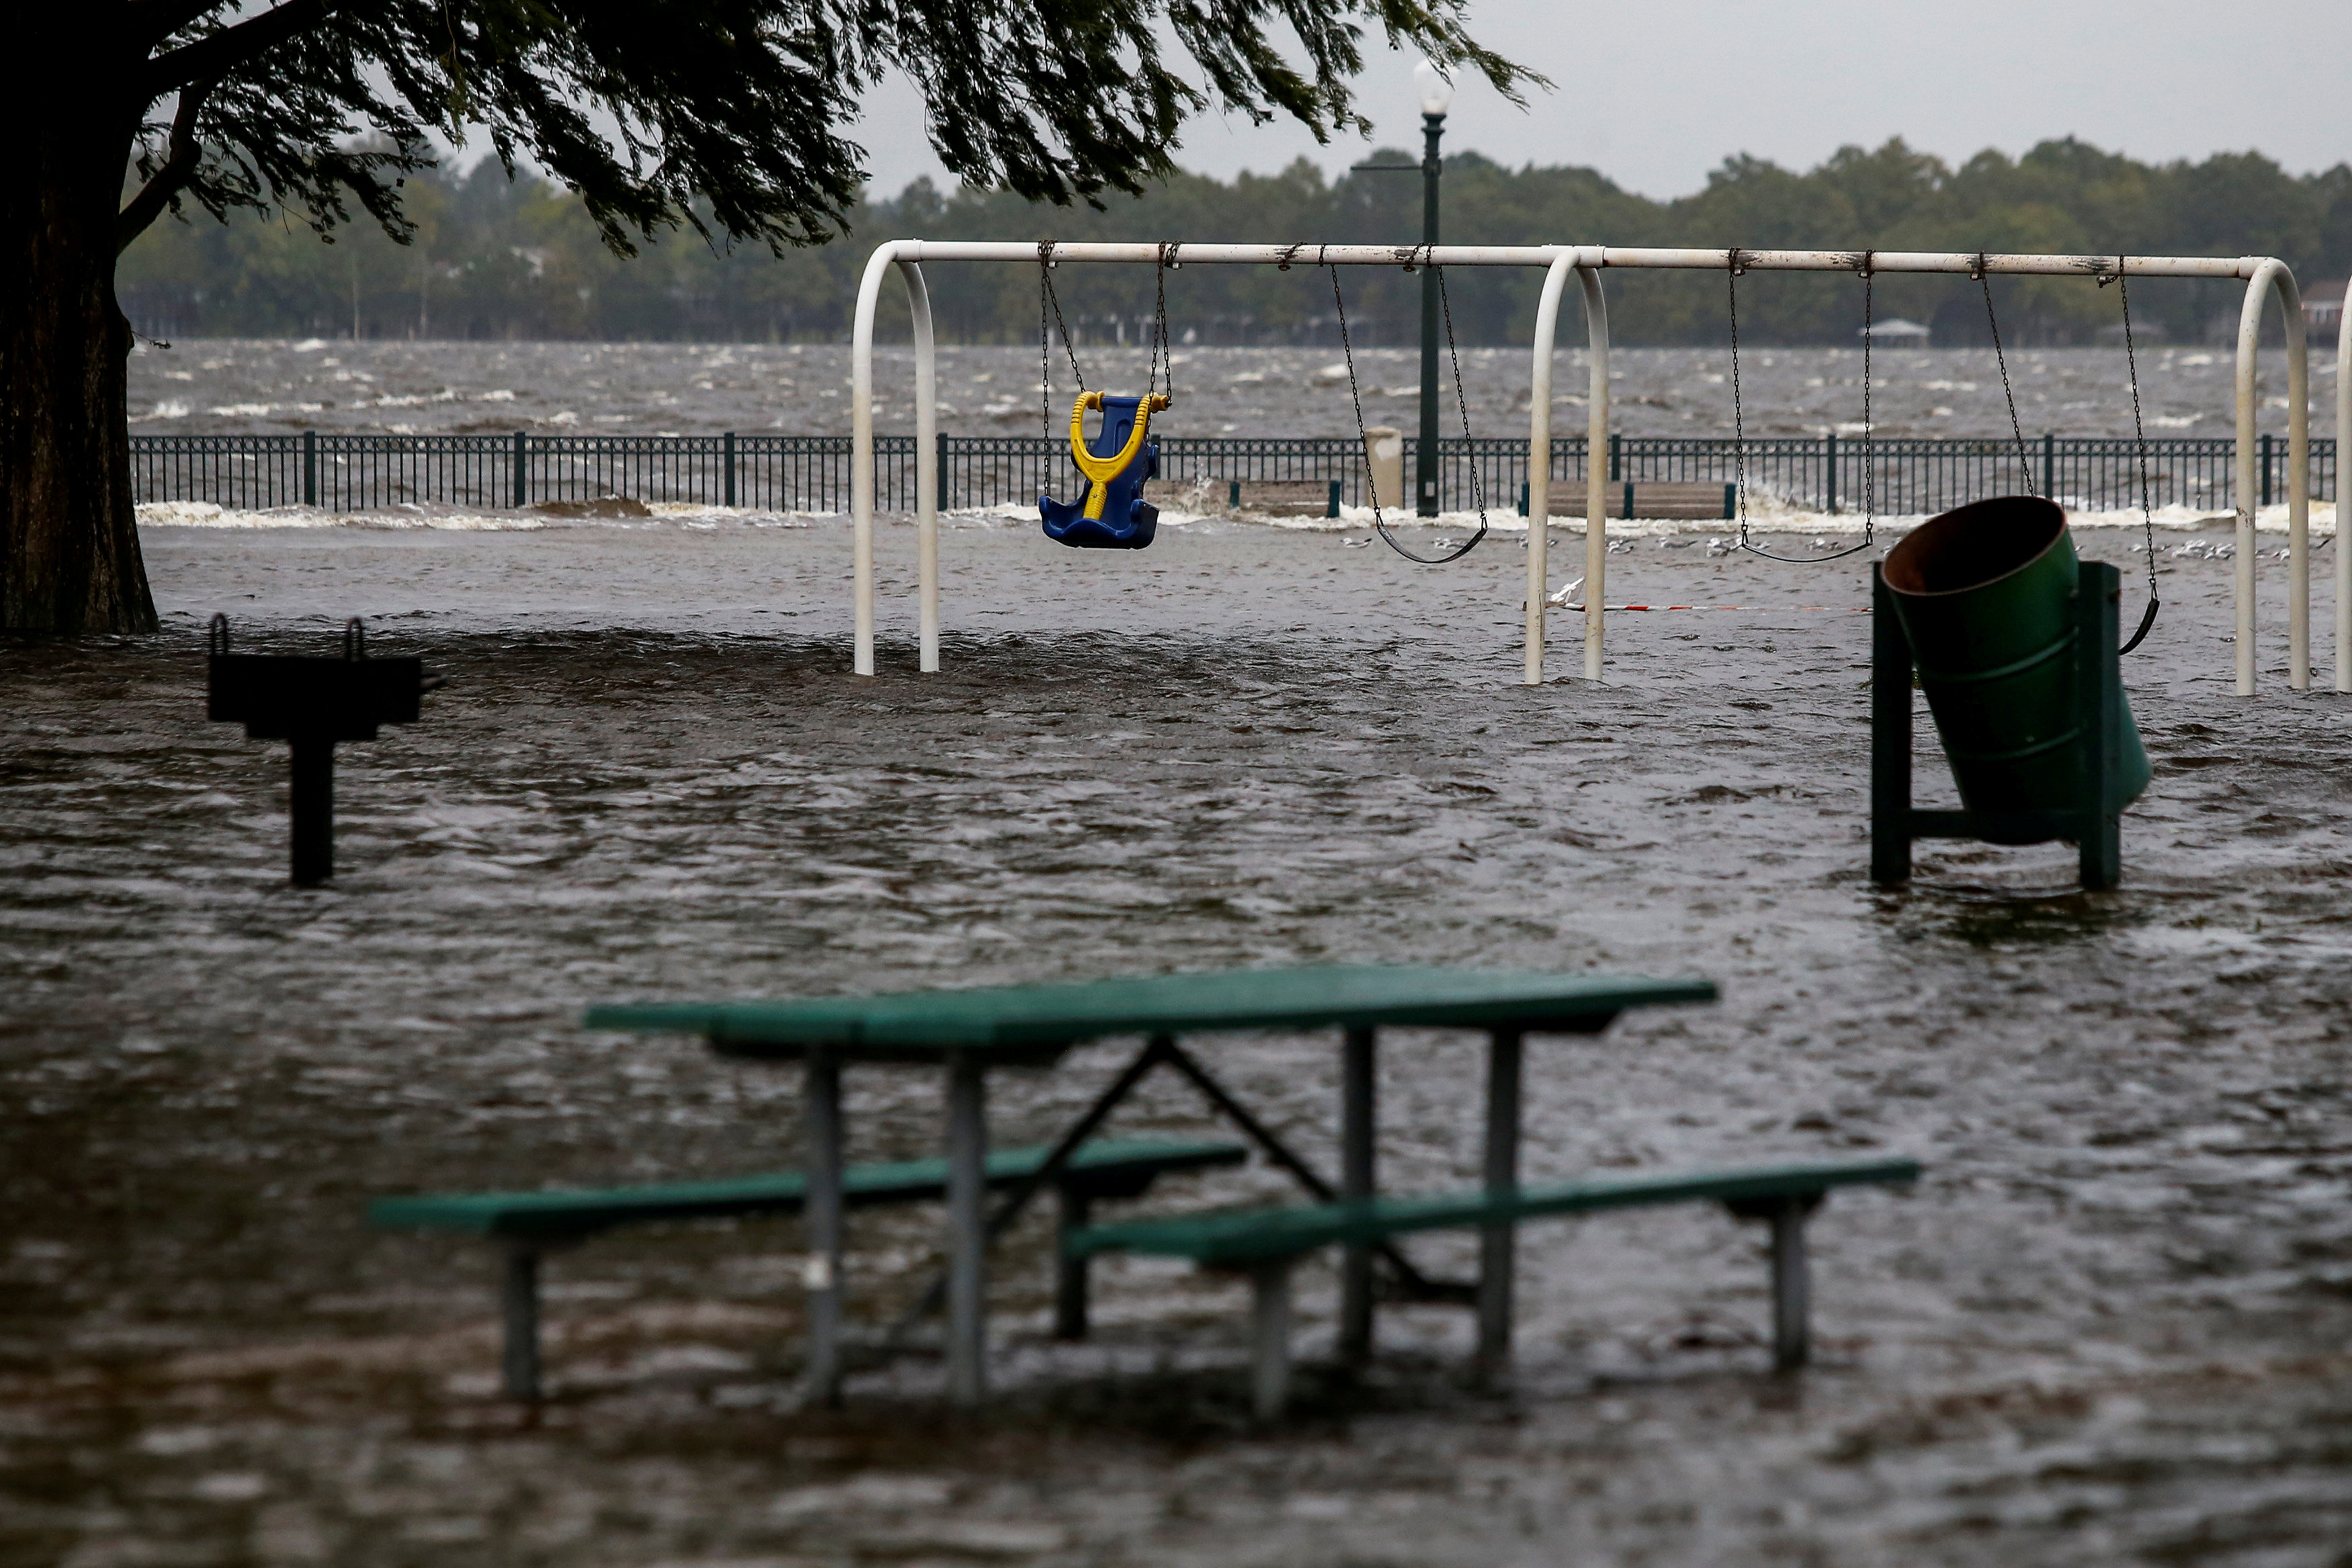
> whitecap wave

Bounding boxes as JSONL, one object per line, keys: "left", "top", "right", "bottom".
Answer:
{"left": 136, "top": 503, "right": 547, "bottom": 531}
{"left": 137, "top": 500, "right": 833, "bottom": 531}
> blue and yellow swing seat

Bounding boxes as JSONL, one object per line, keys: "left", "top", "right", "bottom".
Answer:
{"left": 1040, "top": 390, "right": 1169, "bottom": 549}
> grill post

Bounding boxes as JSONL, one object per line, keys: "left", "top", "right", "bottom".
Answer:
{"left": 511, "top": 431, "right": 526, "bottom": 509}
{"left": 288, "top": 737, "right": 334, "bottom": 885}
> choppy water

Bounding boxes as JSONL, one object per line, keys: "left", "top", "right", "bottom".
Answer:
{"left": 128, "top": 339, "right": 2343, "bottom": 442}
{"left": 5, "top": 518, "right": 2351, "bottom": 1565}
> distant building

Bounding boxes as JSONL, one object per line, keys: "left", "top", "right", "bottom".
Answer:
{"left": 1860, "top": 318, "right": 1933, "bottom": 345}
{"left": 2304, "top": 283, "right": 2345, "bottom": 343}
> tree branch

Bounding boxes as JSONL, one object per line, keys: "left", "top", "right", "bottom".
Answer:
{"left": 117, "top": 78, "right": 218, "bottom": 254}
{"left": 129, "top": 0, "right": 242, "bottom": 54}
{"left": 144, "top": 0, "right": 337, "bottom": 98}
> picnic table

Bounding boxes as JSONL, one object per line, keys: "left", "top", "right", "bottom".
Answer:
{"left": 585, "top": 963, "right": 1716, "bottom": 1407}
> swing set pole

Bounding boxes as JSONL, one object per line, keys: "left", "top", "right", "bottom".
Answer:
{"left": 850, "top": 246, "right": 894, "bottom": 677}
{"left": 1525, "top": 255, "right": 1577, "bottom": 685}
{"left": 852, "top": 240, "right": 1576, "bottom": 685}
{"left": 849, "top": 241, "right": 2314, "bottom": 695}
{"left": 1579, "top": 267, "right": 1610, "bottom": 683}
{"left": 2339, "top": 278, "right": 2351, "bottom": 695}
{"left": 1578, "top": 248, "right": 2309, "bottom": 695}
{"left": 1584, "top": 248, "right": 2259, "bottom": 279}
{"left": 2232, "top": 259, "right": 2309, "bottom": 694}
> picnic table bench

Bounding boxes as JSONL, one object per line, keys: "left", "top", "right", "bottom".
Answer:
{"left": 586, "top": 963, "right": 1717, "bottom": 1408}
{"left": 1070, "top": 1156, "right": 1922, "bottom": 1418}
{"left": 371, "top": 1137, "right": 1243, "bottom": 1400}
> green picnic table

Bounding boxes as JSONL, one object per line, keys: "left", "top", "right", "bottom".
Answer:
{"left": 586, "top": 963, "right": 1716, "bottom": 1407}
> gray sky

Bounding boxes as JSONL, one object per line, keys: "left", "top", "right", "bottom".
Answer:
{"left": 855, "top": 0, "right": 2349, "bottom": 202}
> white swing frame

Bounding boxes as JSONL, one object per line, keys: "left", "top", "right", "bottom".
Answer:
{"left": 850, "top": 242, "right": 2320, "bottom": 693}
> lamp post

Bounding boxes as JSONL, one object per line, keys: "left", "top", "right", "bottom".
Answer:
{"left": 1413, "top": 60, "right": 1450, "bottom": 517}
{"left": 1353, "top": 60, "right": 1453, "bottom": 517}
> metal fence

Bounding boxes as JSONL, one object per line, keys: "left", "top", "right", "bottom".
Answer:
{"left": 133, "top": 430, "right": 2340, "bottom": 517}
{"left": 1601, "top": 433, "right": 2285, "bottom": 515}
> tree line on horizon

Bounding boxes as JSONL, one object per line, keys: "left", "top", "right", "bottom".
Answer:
{"left": 119, "top": 138, "right": 2352, "bottom": 350}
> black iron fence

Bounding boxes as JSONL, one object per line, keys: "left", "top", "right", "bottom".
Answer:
{"left": 132, "top": 430, "right": 2340, "bottom": 518}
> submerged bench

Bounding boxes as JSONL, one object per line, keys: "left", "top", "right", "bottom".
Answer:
{"left": 1521, "top": 480, "right": 1737, "bottom": 521}
{"left": 1067, "top": 1156, "right": 1920, "bottom": 1419}
{"left": 1224, "top": 478, "right": 1343, "bottom": 518}
{"left": 372, "top": 1137, "right": 1245, "bottom": 1399}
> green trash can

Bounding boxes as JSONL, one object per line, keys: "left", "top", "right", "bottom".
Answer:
{"left": 1882, "top": 496, "right": 2149, "bottom": 842}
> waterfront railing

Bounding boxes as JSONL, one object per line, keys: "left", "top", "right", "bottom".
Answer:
{"left": 132, "top": 431, "right": 2339, "bottom": 519}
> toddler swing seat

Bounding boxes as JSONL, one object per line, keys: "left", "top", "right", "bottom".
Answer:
{"left": 1040, "top": 392, "right": 1168, "bottom": 549}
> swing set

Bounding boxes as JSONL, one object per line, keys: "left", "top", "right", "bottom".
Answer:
{"left": 847, "top": 241, "right": 2320, "bottom": 693}
{"left": 1725, "top": 248, "right": 2165, "bottom": 652}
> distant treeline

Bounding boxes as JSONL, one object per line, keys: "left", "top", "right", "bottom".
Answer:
{"left": 118, "top": 138, "right": 2352, "bottom": 347}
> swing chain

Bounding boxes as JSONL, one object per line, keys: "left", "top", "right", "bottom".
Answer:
{"left": 1979, "top": 253, "right": 2036, "bottom": 496}
{"left": 2107, "top": 256, "right": 2162, "bottom": 652}
{"left": 1437, "top": 264, "right": 1491, "bottom": 549}
{"left": 1729, "top": 251, "right": 1750, "bottom": 547}
{"left": 1038, "top": 242, "right": 1085, "bottom": 405}
{"left": 1038, "top": 239, "right": 1091, "bottom": 508}
{"left": 1039, "top": 245, "right": 1052, "bottom": 443}
{"left": 1149, "top": 243, "right": 1179, "bottom": 405}
{"left": 1861, "top": 253, "right": 1876, "bottom": 532}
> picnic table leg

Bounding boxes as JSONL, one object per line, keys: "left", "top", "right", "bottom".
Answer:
{"left": 945, "top": 1051, "right": 989, "bottom": 1407}
{"left": 804, "top": 1047, "right": 845, "bottom": 1406}
{"left": 1339, "top": 1025, "right": 1377, "bottom": 1366}
{"left": 1476, "top": 1029, "right": 1523, "bottom": 1377}
{"left": 1250, "top": 1259, "right": 1295, "bottom": 1422}
{"left": 1054, "top": 1186, "right": 1092, "bottom": 1340}
{"left": 1768, "top": 1198, "right": 1810, "bottom": 1372}
{"left": 501, "top": 1244, "right": 541, "bottom": 1401}
{"left": 885, "top": 1034, "right": 1173, "bottom": 1351}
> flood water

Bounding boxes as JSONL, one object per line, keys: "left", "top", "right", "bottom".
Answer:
{"left": 126, "top": 339, "right": 2342, "bottom": 443}
{"left": 4, "top": 513, "right": 2351, "bottom": 1565}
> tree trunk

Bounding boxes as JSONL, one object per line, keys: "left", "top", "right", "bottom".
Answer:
{"left": 0, "top": 65, "right": 156, "bottom": 636}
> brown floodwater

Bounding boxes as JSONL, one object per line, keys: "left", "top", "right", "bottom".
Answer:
{"left": 3, "top": 513, "right": 2350, "bottom": 1566}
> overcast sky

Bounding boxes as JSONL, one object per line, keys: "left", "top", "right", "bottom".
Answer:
{"left": 853, "top": 0, "right": 2349, "bottom": 202}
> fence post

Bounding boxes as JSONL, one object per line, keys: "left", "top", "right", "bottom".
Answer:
{"left": 724, "top": 431, "right": 737, "bottom": 508}
{"left": 1826, "top": 432, "right": 1839, "bottom": 515}
{"left": 937, "top": 431, "right": 949, "bottom": 513}
{"left": 302, "top": 430, "right": 317, "bottom": 507}
{"left": 1608, "top": 433, "right": 1622, "bottom": 482}
{"left": 2042, "top": 432, "right": 2056, "bottom": 500}
{"left": 2261, "top": 432, "right": 2273, "bottom": 509}
{"left": 511, "top": 431, "right": 526, "bottom": 509}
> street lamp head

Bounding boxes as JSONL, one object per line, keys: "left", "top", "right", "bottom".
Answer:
{"left": 1414, "top": 58, "right": 1453, "bottom": 118}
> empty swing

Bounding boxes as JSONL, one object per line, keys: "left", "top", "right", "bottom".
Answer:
{"left": 1953, "top": 251, "right": 2165, "bottom": 652}
{"left": 1724, "top": 249, "right": 2164, "bottom": 653}
{"left": 1329, "top": 249, "right": 1490, "bottom": 562}
{"left": 1727, "top": 249, "right": 1878, "bottom": 562}
{"left": 1037, "top": 242, "right": 1177, "bottom": 550}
